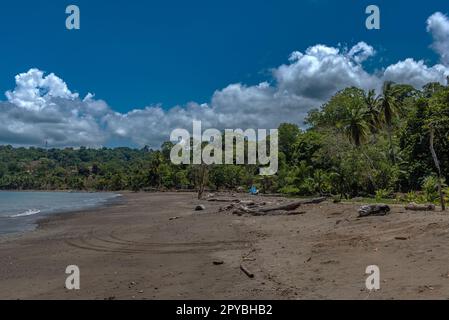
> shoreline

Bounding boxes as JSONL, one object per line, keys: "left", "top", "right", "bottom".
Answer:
{"left": 0, "top": 189, "right": 123, "bottom": 193}
{"left": 1, "top": 192, "right": 449, "bottom": 299}
{"left": 0, "top": 191, "right": 124, "bottom": 238}
{"left": 36, "top": 193, "right": 126, "bottom": 230}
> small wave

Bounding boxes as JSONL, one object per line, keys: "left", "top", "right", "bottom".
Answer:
{"left": 10, "top": 209, "right": 41, "bottom": 218}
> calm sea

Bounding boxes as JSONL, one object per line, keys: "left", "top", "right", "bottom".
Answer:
{"left": 0, "top": 192, "right": 121, "bottom": 235}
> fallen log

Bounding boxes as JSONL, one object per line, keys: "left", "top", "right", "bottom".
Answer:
{"left": 288, "top": 211, "right": 307, "bottom": 216}
{"left": 246, "top": 210, "right": 307, "bottom": 217}
{"left": 240, "top": 264, "right": 254, "bottom": 278}
{"left": 300, "top": 197, "right": 328, "bottom": 205}
{"left": 358, "top": 204, "right": 391, "bottom": 217}
{"left": 405, "top": 203, "right": 436, "bottom": 212}
{"left": 207, "top": 198, "right": 240, "bottom": 203}
{"left": 255, "top": 197, "right": 327, "bottom": 213}
{"left": 230, "top": 198, "right": 326, "bottom": 216}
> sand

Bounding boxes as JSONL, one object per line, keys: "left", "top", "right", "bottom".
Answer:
{"left": 1, "top": 192, "right": 449, "bottom": 300}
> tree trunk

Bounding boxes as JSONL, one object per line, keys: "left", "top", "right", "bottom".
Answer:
{"left": 429, "top": 127, "right": 445, "bottom": 211}
{"left": 197, "top": 164, "right": 208, "bottom": 200}
{"left": 387, "top": 124, "right": 397, "bottom": 165}
{"left": 361, "top": 148, "right": 377, "bottom": 191}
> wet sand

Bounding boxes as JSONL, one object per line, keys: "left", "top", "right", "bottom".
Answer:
{"left": 1, "top": 192, "right": 449, "bottom": 300}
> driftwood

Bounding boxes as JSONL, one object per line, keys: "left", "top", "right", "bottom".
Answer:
{"left": 207, "top": 198, "right": 240, "bottom": 203}
{"left": 358, "top": 204, "right": 391, "bottom": 217}
{"left": 405, "top": 203, "right": 436, "bottom": 212}
{"left": 301, "top": 197, "right": 328, "bottom": 205}
{"left": 259, "top": 193, "right": 285, "bottom": 198}
{"left": 246, "top": 210, "right": 307, "bottom": 217}
{"left": 239, "top": 200, "right": 257, "bottom": 206}
{"left": 254, "top": 197, "right": 327, "bottom": 213}
{"left": 230, "top": 197, "right": 327, "bottom": 216}
{"left": 240, "top": 264, "right": 254, "bottom": 278}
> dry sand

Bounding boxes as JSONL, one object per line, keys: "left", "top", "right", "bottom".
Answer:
{"left": 1, "top": 192, "right": 449, "bottom": 300}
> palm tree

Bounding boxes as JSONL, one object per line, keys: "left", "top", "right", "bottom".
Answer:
{"left": 148, "top": 151, "right": 164, "bottom": 188}
{"left": 377, "top": 81, "right": 403, "bottom": 163}
{"left": 340, "top": 101, "right": 371, "bottom": 147}
{"left": 364, "top": 89, "right": 381, "bottom": 142}
{"left": 339, "top": 100, "right": 377, "bottom": 191}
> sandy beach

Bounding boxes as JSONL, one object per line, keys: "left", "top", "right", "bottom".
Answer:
{"left": 1, "top": 192, "right": 449, "bottom": 300}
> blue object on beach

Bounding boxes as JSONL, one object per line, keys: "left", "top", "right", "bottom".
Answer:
{"left": 249, "top": 186, "right": 258, "bottom": 195}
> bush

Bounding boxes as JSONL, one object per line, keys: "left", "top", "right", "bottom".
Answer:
{"left": 422, "top": 176, "right": 439, "bottom": 203}
{"left": 444, "top": 187, "right": 449, "bottom": 203}
{"left": 375, "top": 189, "right": 391, "bottom": 201}
{"left": 279, "top": 185, "right": 300, "bottom": 195}
{"left": 404, "top": 191, "right": 418, "bottom": 203}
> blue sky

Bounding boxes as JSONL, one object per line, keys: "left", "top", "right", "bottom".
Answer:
{"left": 0, "top": 0, "right": 446, "bottom": 112}
{"left": 0, "top": 0, "right": 448, "bottom": 148}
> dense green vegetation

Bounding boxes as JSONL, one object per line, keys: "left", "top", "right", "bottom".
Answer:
{"left": 1, "top": 81, "right": 449, "bottom": 204}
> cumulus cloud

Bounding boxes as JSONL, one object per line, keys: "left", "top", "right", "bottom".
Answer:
{"left": 0, "top": 69, "right": 108, "bottom": 147}
{"left": 5, "top": 69, "right": 78, "bottom": 111}
{"left": 427, "top": 12, "right": 449, "bottom": 65}
{"left": 383, "top": 58, "right": 449, "bottom": 88}
{"left": 347, "top": 42, "right": 376, "bottom": 64}
{"left": 274, "top": 42, "right": 378, "bottom": 100}
{"left": 1, "top": 13, "right": 449, "bottom": 148}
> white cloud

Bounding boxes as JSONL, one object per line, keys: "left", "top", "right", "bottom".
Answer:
{"left": 1, "top": 13, "right": 449, "bottom": 148}
{"left": 0, "top": 99, "right": 109, "bottom": 147}
{"left": 383, "top": 58, "right": 449, "bottom": 88}
{"left": 5, "top": 69, "right": 78, "bottom": 111}
{"left": 427, "top": 12, "right": 449, "bottom": 65}
{"left": 347, "top": 42, "right": 376, "bottom": 64}
{"left": 274, "top": 42, "right": 378, "bottom": 100}
{"left": 0, "top": 69, "right": 108, "bottom": 147}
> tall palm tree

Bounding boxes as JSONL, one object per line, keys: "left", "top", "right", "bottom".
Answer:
{"left": 339, "top": 100, "right": 377, "bottom": 191}
{"left": 364, "top": 89, "right": 381, "bottom": 141}
{"left": 340, "top": 101, "right": 371, "bottom": 147}
{"left": 377, "top": 81, "right": 403, "bottom": 163}
{"left": 148, "top": 151, "right": 164, "bottom": 188}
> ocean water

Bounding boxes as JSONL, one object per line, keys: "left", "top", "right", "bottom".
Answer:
{"left": 0, "top": 192, "right": 121, "bottom": 235}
